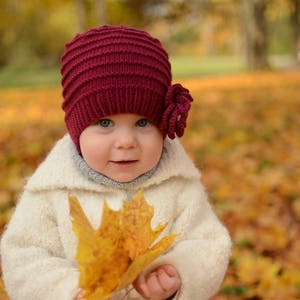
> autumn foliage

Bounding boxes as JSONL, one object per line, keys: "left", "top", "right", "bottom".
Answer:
{"left": 69, "top": 190, "right": 178, "bottom": 299}
{"left": 0, "top": 71, "right": 300, "bottom": 299}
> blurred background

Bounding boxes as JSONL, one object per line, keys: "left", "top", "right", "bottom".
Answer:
{"left": 0, "top": 1, "right": 300, "bottom": 299}
{"left": 0, "top": 0, "right": 299, "bottom": 86}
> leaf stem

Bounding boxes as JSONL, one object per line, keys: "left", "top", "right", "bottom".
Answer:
{"left": 120, "top": 287, "right": 134, "bottom": 300}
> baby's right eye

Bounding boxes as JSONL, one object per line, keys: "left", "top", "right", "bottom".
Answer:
{"left": 97, "top": 119, "right": 112, "bottom": 127}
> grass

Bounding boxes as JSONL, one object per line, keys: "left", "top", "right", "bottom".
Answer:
{"left": 0, "top": 65, "right": 60, "bottom": 88}
{"left": 0, "top": 56, "right": 246, "bottom": 88}
{"left": 170, "top": 55, "right": 246, "bottom": 78}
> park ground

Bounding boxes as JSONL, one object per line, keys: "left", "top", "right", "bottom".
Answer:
{"left": 0, "top": 68, "right": 300, "bottom": 299}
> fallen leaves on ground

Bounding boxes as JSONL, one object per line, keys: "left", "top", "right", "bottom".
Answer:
{"left": 181, "top": 71, "right": 300, "bottom": 299}
{"left": 1, "top": 70, "right": 300, "bottom": 299}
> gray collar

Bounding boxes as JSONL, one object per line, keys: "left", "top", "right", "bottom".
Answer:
{"left": 71, "top": 143, "right": 158, "bottom": 189}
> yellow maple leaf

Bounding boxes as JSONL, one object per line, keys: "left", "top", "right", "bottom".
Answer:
{"left": 69, "top": 189, "right": 179, "bottom": 300}
{"left": 122, "top": 189, "right": 173, "bottom": 259}
{"left": 0, "top": 277, "right": 9, "bottom": 300}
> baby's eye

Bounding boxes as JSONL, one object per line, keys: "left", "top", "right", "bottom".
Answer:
{"left": 136, "top": 118, "right": 150, "bottom": 127}
{"left": 97, "top": 119, "right": 112, "bottom": 127}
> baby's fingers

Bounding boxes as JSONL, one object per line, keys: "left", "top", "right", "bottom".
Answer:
{"left": 146, "top": 271, "right": 169, "bottom": 296}
{"left": 157, "top": 268, "right": 181, "bottom": 294}
{"left": 133, "top": 273, "right": 151, "bottom": 298}
{"left": 73, "top": 289, "right": 83, "bottom": 300}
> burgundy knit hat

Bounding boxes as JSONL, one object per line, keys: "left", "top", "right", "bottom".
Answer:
{"left": 61, "top": 25, "right": 193, "bottom": 152}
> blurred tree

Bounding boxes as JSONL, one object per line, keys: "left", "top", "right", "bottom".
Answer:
{"left": 197, "top": 1, "right": 239, "bottom": 56}
{"left": 146, "top": 0, "right": 240, "bottom": 56}
{"left": 74, "top": 0, "right": 109, "bottom": 31}
{"left": 289, "top": 0, "right": 300, "bottom": 63}
{"left": 94, "top": 0, "right": 108, "bottom": 25}
{"left": 73, "top": 0, "right": 156, "bottom": 31}
{"left": 0, "top": 0, "right": 76, "bottom": 66}
{"left": 0, "top": 0, "right": 299, "bottom": 70}
{"left": 74, "top": 0, "right": 88, "bottom": 31}
{"left": 240, "top": 0, "right": 269, "bottom": 70}
{"left": 22, "top": 0, "right": 75, "bottom": 65}
{"left": 107, "top": 0, "right": 159, "bottom": 27}
{"left": 0, "top": 1, "right": 18, "bottom": 66}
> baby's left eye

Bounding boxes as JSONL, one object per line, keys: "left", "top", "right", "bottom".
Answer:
{"left": 98, "top": 119, "right": 112, "bottom": 127}
{"left": 136, "top": 118, "right": 150, "bottom": 127}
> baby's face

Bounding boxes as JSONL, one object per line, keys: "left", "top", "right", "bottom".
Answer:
{"left": 79, "top": 113, "right": 163, "bottom": 183}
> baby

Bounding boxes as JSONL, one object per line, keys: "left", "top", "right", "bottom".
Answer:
{"left": 1, "top": 25, "right": 231, "bottom": 300}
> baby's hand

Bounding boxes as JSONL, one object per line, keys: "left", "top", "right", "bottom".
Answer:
{"left": 73, "top": 289, "right": 83, "bottom": 300}
{"left": 133, "top": 264, "right": 181, "bottom": 300}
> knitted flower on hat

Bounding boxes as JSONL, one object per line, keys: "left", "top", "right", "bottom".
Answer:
{"left": 61, "top": 25, "right": 193, "bottom": 152}
{"left": 160, "top": 83, "right": 193, "bottom": 139}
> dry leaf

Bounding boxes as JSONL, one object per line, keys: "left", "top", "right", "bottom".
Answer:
{"left": 69, "top": 189, "right": 179, "bottom": 300}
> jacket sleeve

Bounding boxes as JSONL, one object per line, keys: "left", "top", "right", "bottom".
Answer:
{"left": 147, "top": 182, "right": 232, "bottom": 300}
{"left": 0, "top": 191, "right": 79, "bottom": 300}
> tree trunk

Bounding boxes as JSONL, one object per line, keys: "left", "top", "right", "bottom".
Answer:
{"left": 241, "top": 0, "right": 269, "bottom": 70}
{"left": 289, "top": 0, "right": 300, "bottom": 64}
{"left": 75, "top": 0, "right": 87, "bottom": 32}
{"left": 94, "top": 0, "right": 108, "bottom": 25}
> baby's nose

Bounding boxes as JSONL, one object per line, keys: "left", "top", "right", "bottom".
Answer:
{"left": 114, "top": 129, "right": 137, "bottom": 148}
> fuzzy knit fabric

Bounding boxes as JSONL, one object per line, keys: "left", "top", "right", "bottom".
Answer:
{"left": 1, "top": 135, "right": 231, "bottom": 300}
{"left": 70, "top": 142, "right": 158, "bottom": 189}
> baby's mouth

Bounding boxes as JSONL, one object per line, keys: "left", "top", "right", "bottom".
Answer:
{"left": 110, "top": 160, "right": 138, "bottom": 164}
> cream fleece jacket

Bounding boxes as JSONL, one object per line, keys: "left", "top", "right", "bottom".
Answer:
{"left": 1, "top": 135, "right": 231, "bottom": 300}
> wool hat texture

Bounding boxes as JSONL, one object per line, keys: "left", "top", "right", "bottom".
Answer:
{"left": 61, "top": 25, "right": 193, "bottom": 152}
